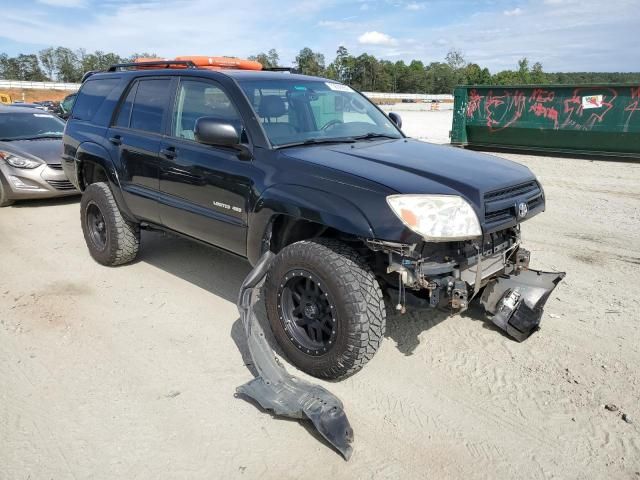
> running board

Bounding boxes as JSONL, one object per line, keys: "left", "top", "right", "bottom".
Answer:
{"left": 480, "top": 269, "right": 566, "bottom": 341}
{"left": 236, "top": 252, "right": 354, "bottom": 460}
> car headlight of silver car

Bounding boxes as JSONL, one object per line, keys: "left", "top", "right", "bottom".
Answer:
{"left": 0, "top": 151, "right": 42, "bottom": 169}
{"left": 386, "top": 194, "right": 482, "bottom": 241}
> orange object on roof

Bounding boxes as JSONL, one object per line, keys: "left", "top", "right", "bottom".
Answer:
{"left": 133, "top": 57, "right": 167, "bottom": 63}
{"left": 175, "top": 56, "right": 263, "bottom": 71}
{"left": 132, "top": 57, "right": 190, "bottom": 70}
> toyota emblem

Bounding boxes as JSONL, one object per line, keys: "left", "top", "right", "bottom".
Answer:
{"left": 518, "top": 202, "right": 528, "bottom": 218}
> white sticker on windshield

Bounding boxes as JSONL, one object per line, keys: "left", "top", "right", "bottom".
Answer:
{"left": 326, "top": 82, "right": 353, "bottom": 92}
{"left": 33, "top": 114, "right": 52, "bottom": 117}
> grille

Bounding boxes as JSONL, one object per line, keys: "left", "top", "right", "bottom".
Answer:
{"left": 48, "top": 163, "right": 63, "bottom": 170}
{"left": 47, "top": 179, "right": 76, "bottom": 191}
{"left": 484, "top": 181, "right": 543, "bottom": 228}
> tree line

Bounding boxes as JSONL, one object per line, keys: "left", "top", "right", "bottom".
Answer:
{"left": 1, "top": 45, "right": 639, "bottom": 94}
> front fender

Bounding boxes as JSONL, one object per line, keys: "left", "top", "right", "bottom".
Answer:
{"left": 246, "top": 184, "right": 375, "bottom": 265}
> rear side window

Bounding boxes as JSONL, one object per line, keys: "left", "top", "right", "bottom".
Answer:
{"left": 129, "top": 79, "right": 171, "bottom": 134}
{"left": 72, "top": 79, "right": 119, "bottom": 121}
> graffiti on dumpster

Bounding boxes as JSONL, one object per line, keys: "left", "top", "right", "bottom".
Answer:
{"left": 466, "top": 86, "right": 639, "bottom": 133}
{"left": 624, "top": 87, "right": 640, "bottom": 133}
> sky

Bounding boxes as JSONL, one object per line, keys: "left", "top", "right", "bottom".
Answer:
{"left": 2, "top": 0, "right": 639, "bottom": 72}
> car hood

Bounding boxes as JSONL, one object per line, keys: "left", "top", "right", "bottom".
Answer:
{"left": 281, "top": 139, "right": 535, "bottom": 205}
{"left": 0, "top": 138, "right": 63, "bottom": 165}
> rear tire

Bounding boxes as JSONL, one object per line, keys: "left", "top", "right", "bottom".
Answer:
{"left": 265, "top": 238, "right": 386, "bottom": 380}
{"left": 80, "top": 182, "right": 139, "bottom": 266}
{"left": 0, "top": 177, "right": 14, "bottom": 207}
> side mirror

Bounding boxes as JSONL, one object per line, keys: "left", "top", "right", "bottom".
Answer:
{"left": 388, "top": 112, "right": 402, "bottom": 129}
{"left": 195, "top": 117, "right": 240, "bottom": 147}
{"left": 194, "top": 117, "right": 251, "bottom": 160}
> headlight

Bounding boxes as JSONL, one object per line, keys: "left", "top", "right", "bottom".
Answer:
{"left": 0, "top": 151, "right": 42, "bottom": 169}
{"left": 386, "top": 194, "right": 482, "bottom": 241}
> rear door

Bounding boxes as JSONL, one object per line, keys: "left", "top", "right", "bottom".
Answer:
{"left": 157, "top": 77, "right": 253, "bottom": 255}
{"left": 107, "top": 77, "right": 174, "bottom": 223}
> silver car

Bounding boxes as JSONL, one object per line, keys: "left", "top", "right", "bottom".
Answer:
{"left": 0, "top": 106, "right": 78, "bottom": 207}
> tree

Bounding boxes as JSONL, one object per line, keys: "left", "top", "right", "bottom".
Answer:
{"left": 294, "top": 47, "right": 325, "bottom": 77}
{"left": 463, "top": 63, "right": 492, "bottom": 85}
{"left": 517, "top": 57, "right": 531, "bottom": 84}
{"left": 0, "top": 54, "right": 21, "bottom": 80}
{"left": 16, "top": 54, "right": 47, "bottom": 81}
{"left": 127, "top": 52, "right": 161, "bottom": 62}
{"left": 267, "top": 49, "right": 279, "bottom": 68}
{"left": 531, "top": 62, "right": 545, "bottom": 84}
{"left": 38, "top": 47, "right": 56, "bottom": 79}
{"left": 424, "top": 62, "right": 456, "bottom": 93}
{"left": 445, "top": 50, "right": 466, "bottom": 71}
{"left": 248, "top": 49, "right": 280, "bottom": 69}
{"left": 53, "top": 47, "right": 81, "bottom": 82}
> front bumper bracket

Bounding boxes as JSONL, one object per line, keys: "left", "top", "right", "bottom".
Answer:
{"left": 480, "top": 269, "right": 565, "bottom": 341}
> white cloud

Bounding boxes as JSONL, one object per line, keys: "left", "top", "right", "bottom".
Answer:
{"left": 358, "top": 31, "right": 398, "bottom": 46}
{"left": 318, "top": 20, "right": 356, "bottom": 30}
{"left": 503, "top": 7, "right": 523, "bottom": 16}
{"left": 406, "top": 2, "right": 425, "bottom": 10}
{"left": 37, "top": 0, "right": 87, "bottom": 6}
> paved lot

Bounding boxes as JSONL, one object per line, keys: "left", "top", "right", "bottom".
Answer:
{"left": 1, "top": 111, "right": 639, "bottom": 479}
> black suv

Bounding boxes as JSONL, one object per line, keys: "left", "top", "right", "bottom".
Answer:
{"left": 62, "top": 62, "right": 563, "bottom": 379}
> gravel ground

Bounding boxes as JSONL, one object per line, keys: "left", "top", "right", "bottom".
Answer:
{"left": 1, "top": 109, "right": 639, "bottom": 479}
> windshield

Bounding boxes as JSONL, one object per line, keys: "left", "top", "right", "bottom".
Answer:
{"left": 0, "top": 112, "right": 65, "bottom": 141}
{"left": 237, "top": 78, "right": 402, "bottom": 147}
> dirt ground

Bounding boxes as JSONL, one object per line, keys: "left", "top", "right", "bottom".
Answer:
{"left": 1, "top": 88, "right": 73, "bottom": 104}
{"left": 1, "top": 110, "right": 639, "bottom": 479}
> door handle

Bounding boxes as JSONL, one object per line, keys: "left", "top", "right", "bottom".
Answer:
{"left": 160, "top": 146, "right": 177, "bottom": 159}
{"left": 108, "top": 135, "right": 122, "bottom": 146}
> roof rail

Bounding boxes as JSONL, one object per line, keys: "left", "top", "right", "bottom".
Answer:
{"left": 107, "top": 60, "right": 197, "bottom": 72}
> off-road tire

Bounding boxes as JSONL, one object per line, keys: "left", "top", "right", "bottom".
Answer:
{"left": 265, "top": 238, "right": 386, "bottom": 380}
{"left": 0, "top": 178, "right": 14, "bottom": 207}
{"left": 80, "top": 182, "right": 139, "bottom": 266}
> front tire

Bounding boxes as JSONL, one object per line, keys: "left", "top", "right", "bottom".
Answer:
{"left": 265, "top": 238, "right": 386, "bottom": 380}
{"left": 80, "top": 182, "right": 140, "bottom": 266}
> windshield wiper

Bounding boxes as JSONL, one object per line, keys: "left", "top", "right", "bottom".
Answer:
{"left": 352, "top": 133, "right": 401, "bottom": 141}
{"left": 275, "top": 137, "right": 356, "bottom": 149}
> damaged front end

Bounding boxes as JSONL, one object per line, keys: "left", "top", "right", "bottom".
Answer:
{"left": 368, "top": 226, "right": 565, "bottom": 341}
{"left": 236, "top": 252, "right": 354, "bottom": 460}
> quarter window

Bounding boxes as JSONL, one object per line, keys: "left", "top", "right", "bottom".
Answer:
{"left": 72, "top": 78, "right": 119, "bottom": 121}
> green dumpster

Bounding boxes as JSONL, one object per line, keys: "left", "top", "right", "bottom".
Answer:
{"left": 451, "top": 84, "right": 640, "bottom": 158}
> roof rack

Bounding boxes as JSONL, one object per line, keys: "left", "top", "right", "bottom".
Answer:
{"left": 107, "top": 60, "right": 197, "bottom": 72}
{"left": 263, "top": 67, "right": 297, "bottom": 73}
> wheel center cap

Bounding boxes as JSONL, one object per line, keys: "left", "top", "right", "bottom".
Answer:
{"left": 304, "top": 303, "right": 319, "bottom": 319}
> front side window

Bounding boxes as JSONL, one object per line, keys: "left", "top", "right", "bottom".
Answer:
{"left": 238, "top": 79, "right": 402, "bottom": 146}
{"left": 129, "top": 79, "right": 171, "bottom": 134}
{"left": 172, "top": 79, "right": 241, "bottom": 140}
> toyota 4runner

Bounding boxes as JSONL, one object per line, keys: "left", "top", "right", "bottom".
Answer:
{"left": 63, "top": 60, "right": 564, "bottom": 380}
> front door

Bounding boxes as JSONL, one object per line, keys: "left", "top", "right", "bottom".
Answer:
{"left": 157, "top": 77, "right": 253, "bottom": 256}
{"left": 107, "top": 77, "right": 173, "bottom": 223}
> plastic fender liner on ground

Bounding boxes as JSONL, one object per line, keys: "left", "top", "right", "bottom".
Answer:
{"left": 235, "top": 252, "right": 354, "bottom": 460}
{"left": 480, "top": 269, "right": 566, "bottom": 341}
